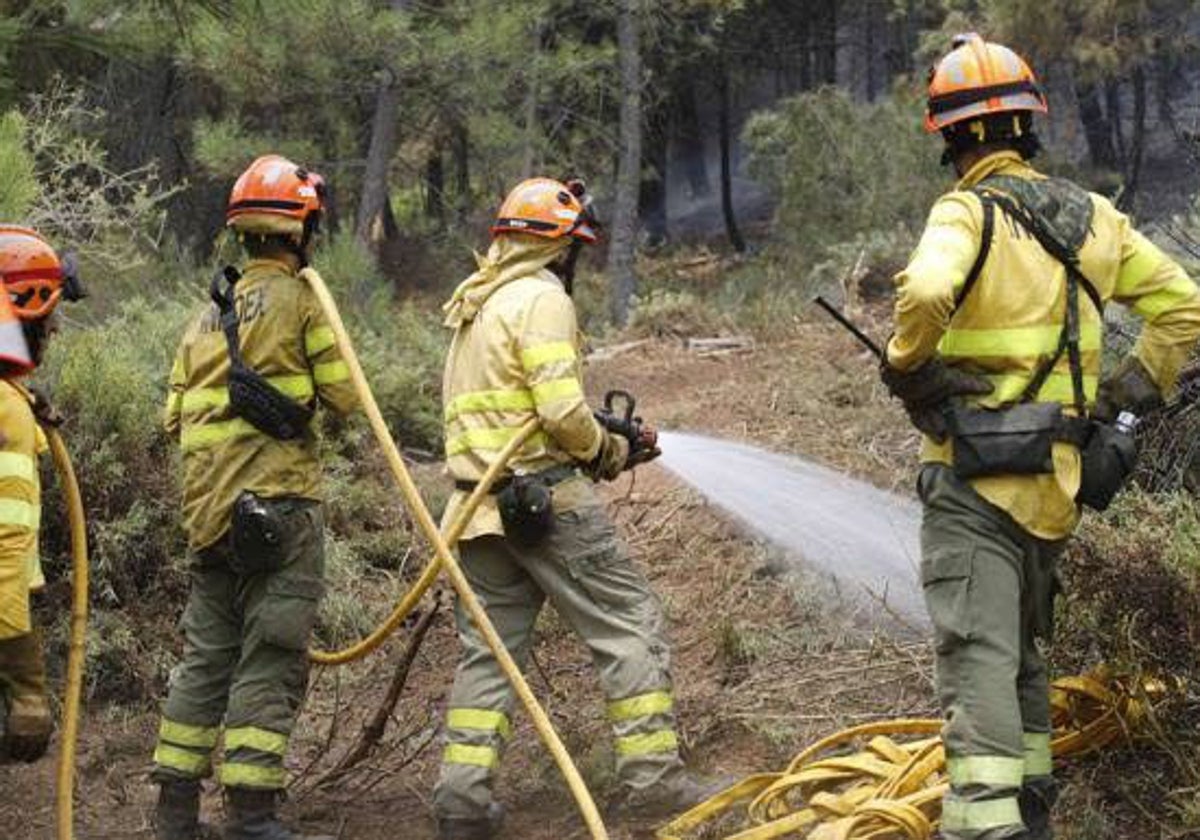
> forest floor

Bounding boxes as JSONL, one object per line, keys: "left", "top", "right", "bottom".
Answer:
{"left": 0, "top": 309, "right": 1168, "bottom": 839}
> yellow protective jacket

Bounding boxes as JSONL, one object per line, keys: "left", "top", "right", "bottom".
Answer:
{"left": 0, "top": 381, "right": 46, "bottom": 640}
{"left": 165, "top": 259, "right": 357, "bottom": 550}
{"left": 889, "top": 151, "right": 1200, "bottom": 539}
{"left": 441, "top": 234, "right": 606, "bottom": 541}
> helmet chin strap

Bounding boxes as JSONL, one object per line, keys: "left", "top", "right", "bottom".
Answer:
{"left": 294, "top": 212, "right": 322, "bottom": 268}
{"left": 553, "top": 239, "right": 584, "bottom": 296}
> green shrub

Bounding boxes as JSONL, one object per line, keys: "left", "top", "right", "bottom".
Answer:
{"left": 1057, "top": 490, "right": 1200, "bottom": 678}
{"left": 0, "top": 110, "right": 38, "bottom": 219}
{"left": 744, "top": 87, "right": 943, "bottom": 268}
{"left": 628, "top": 288, "right": 733, "bottom": 339}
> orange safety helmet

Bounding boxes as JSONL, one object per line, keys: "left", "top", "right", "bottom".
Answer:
{"left": 925, "top": 33, "right": 1047, "bottom": 133}
{"left": 226, "top": 154, "right": 326, "bottom": 239}
{"left": 0, "top": 225, "right": 84, "bottom": 322}
{"left": 492, "top": 177, "right": 599, "bottom": 243}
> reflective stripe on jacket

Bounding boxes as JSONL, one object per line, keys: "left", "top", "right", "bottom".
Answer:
{"left": 441, "top": 237, "right": 605, "bottom": 541}
{"left": 164, "top": 259, "right": 357, "bottom": 550}
{"left": 0, "top": 381, "right": 43, "bottom": 639}
{"left": 888, "top": 151, "right": 1200, "bottom": 539}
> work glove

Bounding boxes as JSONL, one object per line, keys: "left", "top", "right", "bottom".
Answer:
{"left": 880, "top": 357, "right": 994, "bottom": 441}
{"left": 589, "top": 432, "right": 631, "bottom": 482}
{"left": 1093, "top": 355, "right": 1163, "bottom": 424}
{"left": 626, "top": 423, "right": 662, "bottom": 469}
{"left": 0, "top": 629, "right": 53, "bottom": 763}
{"left": 26, "top": 386, "right": 63, "bottom": 428}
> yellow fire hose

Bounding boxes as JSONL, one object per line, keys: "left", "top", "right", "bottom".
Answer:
{"left": 656, "top": 670, "right": 1172, "bottom": 840}
{"left": 46, "top": 428, "right": 89, "bottom": 840}
{"left": 308, "top": 418, "right": 538, "bottom": 667}
{"left": 299, "top": 267, "right": 609, "bottom": 840}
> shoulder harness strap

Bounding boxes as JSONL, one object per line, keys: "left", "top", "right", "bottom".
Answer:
{"left": 954, "top": 191, "right": 995, "bottom": 310}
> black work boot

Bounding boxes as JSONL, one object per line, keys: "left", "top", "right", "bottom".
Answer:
{"left": 1019, "top": 777, "right": 1059, "bottom": 840}
{"left": 436, "top": 802, "right": 505, "bottom": 840}
{"left": 222, "top": 788, "right": 334, "bottom": 840}
{"left": 155, "top": 779, "right": 217, "bottom": 840}
{"left": 608, "top": 768, "right": 735, "bottom": 821}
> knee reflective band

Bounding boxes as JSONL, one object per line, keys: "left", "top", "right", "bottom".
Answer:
{"left": 942, "top": 796, "right": 1022, "bottom": 832}
{"left": 443, "top": 743, "right": 500, "bottom": 770}
{"left": 160, "top": 719, "right": 221, "bottom": 749}
{"left": 447, "top": 708, "right": 512, "bottom": 740}
{"left": 298, "top": 267, "right": 609, "bottom": 840}
{"left": 154, "top": 719, "right": 219, "bottom": 778}
{"left": 615, "top": 730, "right": 679, "bottom": 757}
{"left": 48, "top": 429, "right": 89, "bottom": 840}
{"left": 225, "top": 726, "right": 288, "bottom": 755}
{"left": 221, "top": 726, "right": 289, "bottom": 789}
{"left": 946, "top": 754, "right": 1024, "bottom": 787}
{"left": 1023, "top": 731, "right": 1052, "bottom": 777}
{"left": 154, "top": 744, "right": 212, "bottom": 777}
{"left": 219, "top": 762, "right": 287, "bottom": 789}
{"left": 607, "top": 689, "right": 673, "bottom": 722}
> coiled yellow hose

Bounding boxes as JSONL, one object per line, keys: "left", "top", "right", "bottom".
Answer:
{"left": 47, "top": 428, "right": 88, "bottom": 840}
{"left": 299, "top": 267, "right": 609, "bottom": 840}
{"left": 656, "top": 670, "right": 1171, "bottom": 840}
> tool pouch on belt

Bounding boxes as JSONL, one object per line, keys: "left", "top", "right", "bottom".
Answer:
{"left": 231, "top": 491, "right": 287, "bottom": 573}
{"left": 1077, "top": 422, "right": 1138, "bottom": 511}
{"left": 948, "top": 402, "right": 1064, "bottom": 480}
{"left": 497, "top": 474, "right": 555, "bottom": 546}
{"left": 211, "top": 267, "right": 314, "bottom": 440}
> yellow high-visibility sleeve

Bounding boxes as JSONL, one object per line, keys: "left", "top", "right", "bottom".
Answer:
{"left": 518, "top": 289, "right": 603, "bottom": 465}
{"left": 887, "top": 194, "right": 983, "bottom": 372}
{"left": 1110, "top": 221, "right": 1200, "bottom": 394}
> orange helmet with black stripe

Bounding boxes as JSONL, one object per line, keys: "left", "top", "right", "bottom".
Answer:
{"left": 226, "top": 154, "right": 326, "bottom": 240}
{"left": 0, "top": 225, "right": 79, "bottom": 375}
{"left": 925, "top": 33, "right": 1047, "bottom": 133}
{"left": 492, "top": 177, "right": 599, "bottom": 244}
{"left": 0, "top": 225, "right": 84, "bottom": 322}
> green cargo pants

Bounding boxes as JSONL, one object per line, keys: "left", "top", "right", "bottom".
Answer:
{"left": 152, "top": 498, "right": 325, "bottom": 791}
{"left": 919, "top": 465, "right": 1061, "bottom": 840}
{"left": 433, "top": 496, "right": 683, "bottom": 822}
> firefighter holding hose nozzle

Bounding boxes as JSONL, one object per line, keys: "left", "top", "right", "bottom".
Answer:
{"left": 434, "top": 176, "right": 715, "bottom": 840}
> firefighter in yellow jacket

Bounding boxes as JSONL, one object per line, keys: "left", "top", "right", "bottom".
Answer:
{"left": 151, "top": 156, "right": 355, "bottom": 840}
{"left": 434, "top": 178, "right": 713, "bottom": 839}
{"left": 0, "top": 225, "right": 81, "bottom": 764}
{"left": 882, "top": 35, "right": 1200, "bottom": 839}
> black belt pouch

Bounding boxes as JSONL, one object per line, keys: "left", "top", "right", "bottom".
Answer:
{"left": 949, "top": 403, "right": 1064, "bottom": 480}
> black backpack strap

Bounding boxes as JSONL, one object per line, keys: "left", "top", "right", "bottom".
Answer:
{"left": 954, "top": 191, "right": 995, "bottom": 310}
{"left": 210, "top": 266, "right": 246, "bottom": 367}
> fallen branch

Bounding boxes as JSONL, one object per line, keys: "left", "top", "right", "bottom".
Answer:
{"left": 587, "top": 339, "right": 651, "bottom": 362}
{"left": 685, "top": 336, "right": 755, "bottom": 355}
{"left": 318, "top": 602, "right": 442, "bottom": 783}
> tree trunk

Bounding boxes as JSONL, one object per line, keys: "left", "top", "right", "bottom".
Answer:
{"left": 864, "top": 0, "right": 878, "bottom": 101}
{"left": 452, "top": 119, "right": 470, "bottom": 221}
{"left": 1074, "top": 79, "right": 1116, "bottom": 169}
{"left": 814, "top": 0, "right": 837, "bottom": 85}
{"left": 639, "top": 88, "right": 670, "bottom": 247}
{"left": 608, "top": 0, "right": 643, "bottom": 327}
{"left": 1106, "top": 80, "right": 1126, "bottom": 166}
{"left": 424, "top": 150, "right": 445, "bottom": 227}
{"left": 718, "top": 60, "right": 745, "bottom": 254}
{"left": 1119, "top": 67, "right": 1147, "bottom": 212}
{"left": 676, "top": 84, "right": 710, "bottom": 198}
{"left": 355, "top": 0, "right": 411, "bottom": 250}
{"left": 520, "top": 23, "right": 544, "bottom": 178}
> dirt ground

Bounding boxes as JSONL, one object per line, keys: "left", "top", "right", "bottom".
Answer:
{"left": 0, "top": 321, "right": 1169, "bottom": 839}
